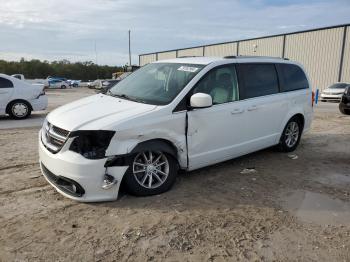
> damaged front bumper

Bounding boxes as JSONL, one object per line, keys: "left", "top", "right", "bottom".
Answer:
{"left": 38, "top": 130, "right": 128, "bottom": 202}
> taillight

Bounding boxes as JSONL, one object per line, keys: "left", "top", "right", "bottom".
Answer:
{"left": 36, "top": 90, "right": 45, "bottom": 99}
{"left": 312, "top": 91, "right": 315, "bottom": 107}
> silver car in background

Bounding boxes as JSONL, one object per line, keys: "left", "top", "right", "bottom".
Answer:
{"left": 320, "top": 82, "right": 350, "bottom": 102}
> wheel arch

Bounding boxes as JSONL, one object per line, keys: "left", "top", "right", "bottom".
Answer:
{"left": 6, "top": 99, "right": 33, "bottom": 114}
{"left": 291, "top": 113, "right": 305, "bottom": 131}
{"left": 130, "top": 138, "right": 178, "bottom": 160}
{"left": 105, "top": 138, "right": 181, "bottom": 168}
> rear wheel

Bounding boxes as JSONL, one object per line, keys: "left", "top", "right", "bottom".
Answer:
{"left": 124, "top": 151, "right": 177, "bottom": 196}
{"left": 278, "top": 117, "right": 303, "bottom": 152}
{"left": 61, "top": 85, "right": 66, "bottom": 89}
{"left": 8, "top": 101, "right": 31, "bottom": 119}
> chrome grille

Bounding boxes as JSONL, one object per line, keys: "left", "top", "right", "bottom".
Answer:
{"left": 52, "top": 125, "right": 69, "bottom": 137}
{"left": 41, "top": 121, "right": 69, "bottom": 153}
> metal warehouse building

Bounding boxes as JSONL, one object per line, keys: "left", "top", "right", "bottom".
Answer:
{"left": 139, "top": 24, "right": 350, "bottom": 91}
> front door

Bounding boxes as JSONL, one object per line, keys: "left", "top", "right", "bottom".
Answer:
{"left": 187, "top": 64, "right": 249, "bottom": 170}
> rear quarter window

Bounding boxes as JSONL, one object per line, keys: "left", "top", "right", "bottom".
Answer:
{"left": 277, "top": 64, "right": 309, "bottom": 92}
{"left": 0, "top": 77, "right": 14, "bottom": 88}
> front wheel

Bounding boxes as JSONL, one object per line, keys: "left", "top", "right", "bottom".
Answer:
{"left": 278, "top": 117, "right": 302, "bottom": 152}
{"left": 61, "top": 85, "right": 66, "bottom": 89}
{"left": 124, "top": 151, "right": 178, "bottom": 196}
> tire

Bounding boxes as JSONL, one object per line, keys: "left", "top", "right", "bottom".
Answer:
{"left": 61, "top": 85, "right": 66, "bottom": 89}
{"left": 339, "top": 105, "right": 350, "bottom": 115}
{"left": 124, "top": 151, "right": 178, "bottom": 196}
{"left": 277, "top": 117, "right": 303, "bottom": 152}
{"left": 8, "top": 101, "right": 31, "bottom": 119}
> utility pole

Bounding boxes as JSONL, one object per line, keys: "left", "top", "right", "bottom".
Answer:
{"left": 94, "top": 40, "right": 98, "bottom": 65}
{"left": 128, "top": 30, "right": 131, "bottom": 66}
{"left": 94, "top": 40, "right": 98, "bottom": 79}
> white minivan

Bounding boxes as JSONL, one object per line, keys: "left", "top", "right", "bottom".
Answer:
{"left": 0, "top": 73, "right": 47, "bottom": 119}
{"left": 39, "top": 56, "right": 313, "bottom": 202}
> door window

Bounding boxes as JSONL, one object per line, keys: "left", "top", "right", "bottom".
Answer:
{"left": 277, "top": 63, "right": 309, "bottom": 92}
{"left": 0, "top": 77, "right": 13, "bottom": 88}
{"left": 237, "top": 64, "right": 279, "bottom": 99}
{"left": 192, "top": 65, "right": 239, "bottom": 104}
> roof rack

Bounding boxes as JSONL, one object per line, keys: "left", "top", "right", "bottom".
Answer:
{"left": 224, "top": 55, "right": 289, "bottom": 60}
{"left": 177, "top": 55, "right": 202, "bottom": 58}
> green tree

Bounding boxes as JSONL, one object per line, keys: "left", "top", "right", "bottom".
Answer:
{"left": 0, "top": 58, "right": 122, "bottom": 81}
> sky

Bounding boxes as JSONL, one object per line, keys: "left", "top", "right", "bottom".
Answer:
{"left": 0, "top": 0, "right": 349, "bottom": 66}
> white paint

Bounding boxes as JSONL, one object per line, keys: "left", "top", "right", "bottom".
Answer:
{"left": 39, "top": 57, "right": 313, "bottom": 202}
{"left": 0, "top": 73, "right": 48, "bottom": 117}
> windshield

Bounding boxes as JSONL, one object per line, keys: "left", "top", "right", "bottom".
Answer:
{"left": 118, "top": 72, "right": 132, "bottom": 80}
{"left": 109, "top": 63, "right": 204, "bottom": 105}
{"left": 329, "top": 83, "right": 348, "bottom": 89}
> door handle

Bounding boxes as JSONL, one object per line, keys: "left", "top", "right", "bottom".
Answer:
{"left": 231, "top": 108, "right": 244, "bottom": 114}
{"left": 247, "top": 105, "right": 258, "bottom": 111}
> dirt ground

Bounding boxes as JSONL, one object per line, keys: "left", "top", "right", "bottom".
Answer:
{"left": 0, "top": 89, "right": 349, "bottom": 261}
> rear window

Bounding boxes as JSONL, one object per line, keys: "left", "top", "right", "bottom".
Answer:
{"left": 237, "top": 64, "right": 279, "bottom": 99}
{"left": 278, "top": 64, "right": 309, "bottom": 92}
{"left": 0, "top": 77, "right": 14, "bottom": 88}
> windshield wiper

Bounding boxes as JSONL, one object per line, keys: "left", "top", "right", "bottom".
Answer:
{"left": 110, "top": 93, "right": 146, "bottom": 104}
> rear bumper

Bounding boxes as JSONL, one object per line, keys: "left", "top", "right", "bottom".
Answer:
{"left": 38, "top": 130, "right": 128, "bottom": 202}
{"left": 31, "top": 95, "right": 48, "bottom": 111}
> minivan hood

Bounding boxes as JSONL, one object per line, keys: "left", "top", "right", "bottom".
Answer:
{"left": 47, "top": 94, "right": 157, "bottom": 131}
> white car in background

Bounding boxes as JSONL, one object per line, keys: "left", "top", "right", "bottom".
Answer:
{"left": 320, "top": 82, "right": 350, "bottom": 102}
{"left": 39, "top": 56, "right": 313, "bottom": 202}
{"left": 67, "top": 80, "right": 81, "bottom": 87}
{"left": 11, "top": 74, "right": 49, "bottom": 88}
{"left": 0, "top": 73, "right": 47, "bottom": 119}
{"left": 49, "top": 79, "right": 70, "bottom": 89}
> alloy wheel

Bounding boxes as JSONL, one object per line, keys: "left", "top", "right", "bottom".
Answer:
{"left": 285, "top": 121, "right": 299, "bottom": 148}
{"left": 132, "top": 151, "right": 169, "bottom": 189}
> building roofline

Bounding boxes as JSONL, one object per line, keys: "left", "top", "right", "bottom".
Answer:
{"left": 139, "top": 23, "right": 350, "bottom": 56}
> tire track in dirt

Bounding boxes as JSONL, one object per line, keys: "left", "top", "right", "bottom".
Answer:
{"left": 0, "top": 162, "right": 38, "bottom": 173}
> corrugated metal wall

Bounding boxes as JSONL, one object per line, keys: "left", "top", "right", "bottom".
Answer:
{"left": 204, "top": 42, "right": 237, "bottom": 57}
{"left": 139, "top": 24, "right": 349, "bottom": 91}
{"left": 139, "top": 54, "right": 157, "bottom": 66}
{"left": 158, "top": 51, "right": 177, "bottom": 60}
{"left": 239, "top": 36, "right": 284, "bottom": 57}
{"left": 284, "top": 27, "right": 343, "bottom": 90}
{"left": 177, "top": 47, "right": 204, "bottom": 57}
{"left": 341, "top": 26, "right": 350, "bottom": 83}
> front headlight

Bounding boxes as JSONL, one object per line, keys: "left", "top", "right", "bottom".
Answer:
{"left": 69, "top": 130, "right": 115, "bottom": 159}
{"left": 43, "top": 118, "right": 49, "bottom": 131}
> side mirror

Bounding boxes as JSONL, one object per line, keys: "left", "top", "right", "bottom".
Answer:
{"left": 190, "top": 93, "right": 212, "bottom": 108}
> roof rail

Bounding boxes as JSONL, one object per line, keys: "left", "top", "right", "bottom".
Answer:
{"left": 224, "top": 55, "right": 289, "bottom": 60}
{"left": 177, "top": 55, "right": 201, "bottom": 58}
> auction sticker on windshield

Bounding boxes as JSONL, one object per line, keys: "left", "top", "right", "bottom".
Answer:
{"left": 177, "top": 66, "right": 199, "bottom": 73}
